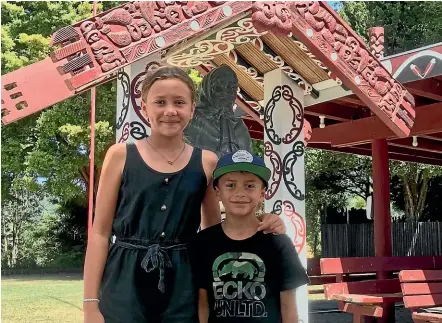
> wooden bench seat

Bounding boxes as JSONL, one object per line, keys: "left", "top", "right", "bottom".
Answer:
{"left": 400, "top": 269, "right": 442, "bottom": 322}
{"left": 321, "top": 256, "right": 442, "bottom": 323}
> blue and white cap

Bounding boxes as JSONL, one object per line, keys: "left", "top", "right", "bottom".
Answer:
{"left": 213, "top": 150, "right": 271, "bottom": 188}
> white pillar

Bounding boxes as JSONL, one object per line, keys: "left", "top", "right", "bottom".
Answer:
{"left": 115, "top": 54, "right": 161, "bottom": 143}
{"left": 263, "top": 69, "right": 308, "bottom": 323}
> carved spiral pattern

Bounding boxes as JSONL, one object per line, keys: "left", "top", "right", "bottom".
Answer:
{"left": 282, "top": 200, "right": 306, "bottom": 254}
{"left": 217, "top": 18, "right": 261, "bottom": 43}
{"left": 282, "top": 141, "right": 305, "bottom": 201}
{"left": 130, "top": 121, "right": 148, "bottom": 140}
{"left": 270, "top": 200, "right": 306, "bottom": 254}
{"left": 167, "top": 40, "right": 234, "bottom": 67}
{"left": 167, "top": 18, "right": 262, "bottom": 68}
{"left": 271, "top": 200, "right": 283, "bottom": 215}
{"left": 264, "top": 85, "right": 304, "bottom": 145}
{"left": 264, "top": 141, "right": 282, "bottom": 200}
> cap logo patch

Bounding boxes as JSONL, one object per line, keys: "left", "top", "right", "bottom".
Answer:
{"left": 232, "top": 150, "right": 253, "bottom": 163}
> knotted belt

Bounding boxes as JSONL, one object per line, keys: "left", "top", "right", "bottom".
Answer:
{"left": 114, "top": 238, "right": 188, "bottom": 293}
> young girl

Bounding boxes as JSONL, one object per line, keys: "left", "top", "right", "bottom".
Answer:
{"left": 83, "top": 66, "right": 286, "bottom": 323}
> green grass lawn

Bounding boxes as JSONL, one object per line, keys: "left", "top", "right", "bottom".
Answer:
{"left": 1, "top": 274, "right": 325, "bottom": 322}
{"left": 2, "top": 274, "right": 83, "bottom": 323}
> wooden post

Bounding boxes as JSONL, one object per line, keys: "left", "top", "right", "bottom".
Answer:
{"left": 371, "top": 139, "right": 393, "bottom": 260}
{"left": 369, "top": 26, "right": 392, "bottom": 262}
{"left": 263, "top": 69, "right": 308, "bottom": 323}
{"left": 370, "top": 26, "right": 395, "bottom": 323}
{"left": 87, "top": 1, "right": 98, "bottom": 239}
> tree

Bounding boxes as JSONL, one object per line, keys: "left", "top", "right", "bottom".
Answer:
{"left": 339, "top": 1, "right": 442, "bottom": 55}
{"left": 1, "top": 2, "right": 117, "bottom": 204}
{"left": 307, "top": 149, "right": 373, "bottom": 200}
{"left": 1, "top": 177, "right": 43, "bottom": 268}
{"left": 390, "top": 162, "right": 442, "bottom": 221}
{"left": 339, "top": 1, "right": 442, "bottom": 221}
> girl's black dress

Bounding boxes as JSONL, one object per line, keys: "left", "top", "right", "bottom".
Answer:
{"left": 99, "top": 143, "right": 207, "bottom": 322}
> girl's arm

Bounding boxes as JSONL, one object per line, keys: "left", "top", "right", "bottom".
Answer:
{"left": 198, "top": 289, "right": 210, "bottom": 323}
{"left": 280, "top": 289, "right": 298, "bottom": 323}
{"left": 201, "top": 150, "right": 221, "bottom": 230}
{"left": 83, "top": 144, "right": 126, "bottom": 313}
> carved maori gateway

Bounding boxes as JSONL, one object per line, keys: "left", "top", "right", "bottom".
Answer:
{"left": 2, "top": 1, "right": 415, "bottom": 139}
{"left": 251, "top": 1, "right": 415, "bottom": 137}
{"left": 2, "top": 1, "right": 250, "bottom": 124}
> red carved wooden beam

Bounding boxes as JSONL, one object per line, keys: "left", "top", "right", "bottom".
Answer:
{"left": 310, "top": 143, "right": 442, "bottom": 167}
{"left": 251, "top": 1, "right": 416, "bottom": 137}
{"left": 2, "top": 1, "right": 251, "bottom": 125}
{"left": 309, "top": 102, "right": 442, "bottom": 147}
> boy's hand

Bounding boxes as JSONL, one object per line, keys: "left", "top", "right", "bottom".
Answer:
{"left": 257, "top": 213, "right": 286, "bottom": 234}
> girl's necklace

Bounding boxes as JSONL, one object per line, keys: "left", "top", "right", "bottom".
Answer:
{"left": 146, "top": 139, "right": 186, "bottom": 165}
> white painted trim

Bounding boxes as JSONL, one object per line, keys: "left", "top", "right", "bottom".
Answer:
{"left": 312, "top": 79, "right": 341, "bottom": 91}
{"left": 381, "top": 42, "right": 442, "bottom": 61}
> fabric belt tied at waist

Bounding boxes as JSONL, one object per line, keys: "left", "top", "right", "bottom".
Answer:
{"left": 114, "top": 238, "right": 188, "bottom": 293}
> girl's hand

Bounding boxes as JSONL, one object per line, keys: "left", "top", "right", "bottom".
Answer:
{"left": 257, "top": 213, "right": 286, "bottom": 235}
{"left": 84, "top": 307, "right": 104, "bottom": 323}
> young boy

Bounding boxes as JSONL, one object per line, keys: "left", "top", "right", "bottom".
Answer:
{"left": 191, "top": 150, "right": 309, "bottom": 323}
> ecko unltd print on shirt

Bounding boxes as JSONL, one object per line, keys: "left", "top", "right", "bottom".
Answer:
{"left": 211, "top": 252, "right": 268, "bottom": 318}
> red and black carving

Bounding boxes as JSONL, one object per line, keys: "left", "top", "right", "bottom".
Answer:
{"left": 118, "top": 122, "right": 130, "bottom": 143}
{"left": 252, "top": 1, "right": 416, "bottom": 138}
{"left": 281, "top": 200, "right": 306, "bottom": 254}
{"left": 116, "top": 69, "right": 130, "bottom": 130}
{"left": 2, "top": 2, "right": 249, "bottom": 125}
{"left": 283, "top": 141, "right": 305, "bottom": 201}
{"left": 264, "top": 85, "right": 304, "bottom": 146}
{"left": 131, "top": 71, "right": 150, "bottom": 127}
{"left": 264, "top": 141, "right": 283, "bottom": 200}
{"left": 130, "top": 61, "right": 161, "bottom": 128}
{"left": 270, "top": 200, "right": 306, "bottom": 254}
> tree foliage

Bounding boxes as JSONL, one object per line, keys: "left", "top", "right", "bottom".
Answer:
{"left": 338, "top": 1, "right": 442, "bottom": 221}
{"left": 339, "top": 1, "right": 442, "bottom": 55}
{"left": 390, "top": 162, "right": 442, "bottom": 221}
{"left": 1, "top": 1, "right": 117, "bottom": 204}
{"left": 1, "top": 177, "right": 44, "bottom": 268}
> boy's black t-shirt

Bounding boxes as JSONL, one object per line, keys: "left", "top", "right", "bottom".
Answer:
{"left": 190, "top": 223, "right": 309, "bottom": 323}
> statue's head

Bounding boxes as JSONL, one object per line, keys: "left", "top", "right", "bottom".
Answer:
{"left": 197, "top": 65, "right": 238, "bottom": 115}
{"left": 140, "top": 66, "right": 196, "bottom": 138}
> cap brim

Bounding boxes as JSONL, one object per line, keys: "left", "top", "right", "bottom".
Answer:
{"left": 213, "top": 163, "right": 271, "bottom": 185}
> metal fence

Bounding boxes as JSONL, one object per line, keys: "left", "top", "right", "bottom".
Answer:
{"left": 321, "top": 222, "right": 442, "bottom": 257}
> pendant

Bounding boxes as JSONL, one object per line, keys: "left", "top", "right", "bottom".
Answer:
{"left": 168, "top": 161, "right": 173, "bottom": 165}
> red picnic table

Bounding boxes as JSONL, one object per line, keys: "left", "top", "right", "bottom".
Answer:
{"left": 321, "top": 256, "right": 442, "bottom": 323}
{"left": 332, "top": 293, "right": 403, "bottom": 322}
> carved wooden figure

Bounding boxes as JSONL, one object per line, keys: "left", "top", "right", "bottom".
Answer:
{"left": 185, "top": 65, "right": 252, "bottom": 157}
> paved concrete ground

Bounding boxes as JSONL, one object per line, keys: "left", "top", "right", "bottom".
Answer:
{"left": 309, "top": 300, "right": 413, "bottom": 323}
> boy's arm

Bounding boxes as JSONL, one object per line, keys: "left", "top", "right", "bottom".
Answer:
{"left": 280, "top": 289, "right": 298, "bottom": 323}
{"left": 198, "top": 289, "right": 209, "bottom": 323}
